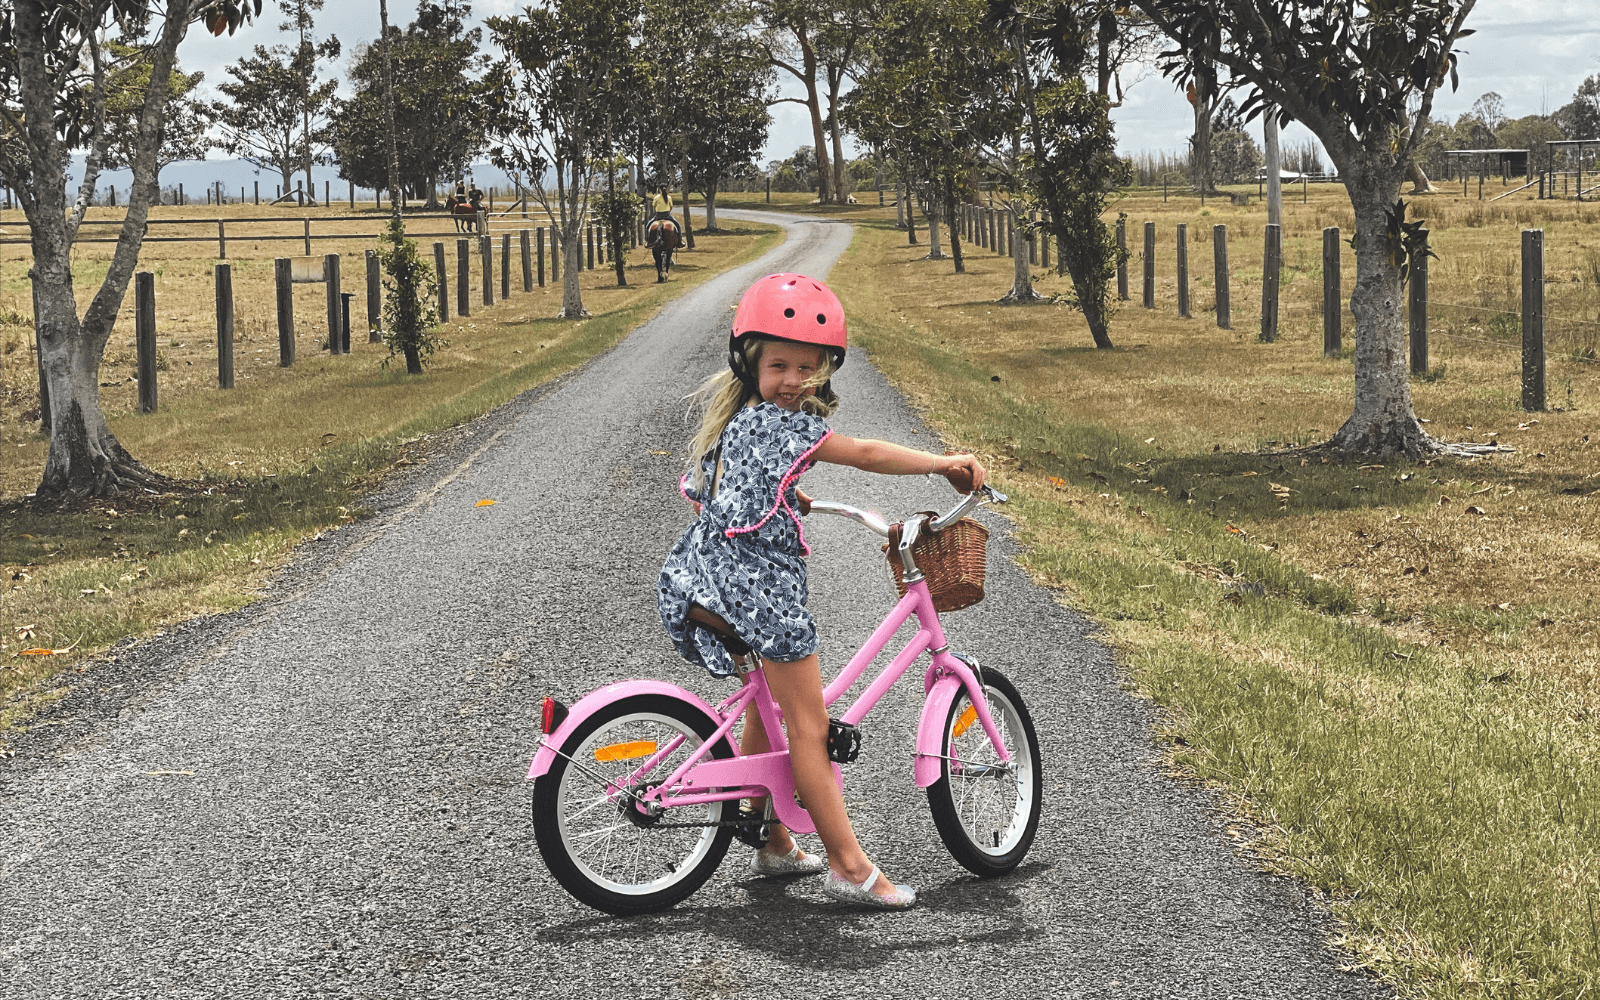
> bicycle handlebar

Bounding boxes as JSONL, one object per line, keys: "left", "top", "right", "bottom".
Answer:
{"left": 808, "top": 484, "right": 1006, "bottom": 539}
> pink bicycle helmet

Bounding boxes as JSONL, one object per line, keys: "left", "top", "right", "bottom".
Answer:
{"left": 728, "top": 273, "right": 847, "bottom": 403}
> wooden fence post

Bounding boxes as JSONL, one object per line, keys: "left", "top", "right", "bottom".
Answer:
{"left": 501, "top": 231, "right": 511, "bottom": 300}
{"left": 215, "top": 263, "right": 234, "bottom": 389}
{"left": 302, "top": 219, "right": 311, "bottom": 257}
{"left": 325, "top": 253, "right": 342, "bottom": 353}
{"left": 1409, "top": 229, "right": 1429, "bottom": 374}
{"left": 480, "top": 234, "right": 494, "bottom": 306}
{"left": 1176, "top": 223, "right": 1190, "bottom": 318}
{"left": 275, "top": 257, "right": 294, "bottom": 367}
{"left": 1260, "top": 223, "right": 1282, "bottom": 343}
{"left": 433, "top": 242, "right": 448, "bottom": 323}
{"left": 366, "top": 249, "right": 382, "bottom": 343}
{"left": 217, "top": 220, "right": 227, "bottom": 259}
{"left": 1116, "top": 218, "right": 1128, "bottom": 300}
{"left": 136, "top": 271, "right": 156, "bottom": 412}
{"left": 550, "top": 227, "right": 560, "bottom": 282}
{"left": 1522, "top": 228, "right": 1546, "bottom": 411}
{"left": 253, "top": 180, "right": 259, "bottom": 206}
{"left": 586, "top": 224, "right": 595, "bottom": 270}
{"left": 1142, "top": 221, "right": 1155, "bottom": 309}
{"left": 1213, "top": 224, "right": 1230, "bottom": 329}
{"left": 537, "top": 227, "right": 546, "bottom": 287}
{"left": 1040, "top": 214, "right": 1051, "bottom": 270}
{"left": 521, "top": 229, "right": 533, "bottom": 292}
{"left": 1029, "top": 214, "right": 1038, "bottom": 265}
{"left": 457, "top": 238, "right": 471, "bottom": 317}
{"left": 1323, "top": 227, "right": 1342, "bottom": 355}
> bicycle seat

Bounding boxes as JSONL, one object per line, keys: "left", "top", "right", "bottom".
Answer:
{"left": 685, "top": 603, "right": 752, "bottom": 657}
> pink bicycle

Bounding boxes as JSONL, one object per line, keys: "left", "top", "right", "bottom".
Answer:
{"left": 529, "top": 485, "right": 1042, "bottom": 915}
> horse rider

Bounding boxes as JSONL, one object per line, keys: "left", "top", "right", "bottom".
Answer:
{"left": 651, "top": 185, "right": 674, "bottom": 222}
{"left": 467, "top": 179, "right": 485, "bottom": 210}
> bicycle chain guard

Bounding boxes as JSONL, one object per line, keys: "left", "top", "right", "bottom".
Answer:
{"left": 826, "top": 718, "right": 861, "bottom": 764}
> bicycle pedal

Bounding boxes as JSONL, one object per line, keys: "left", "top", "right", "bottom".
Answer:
{"left": 826, "top": 718, "right": 861, "bottom": 764}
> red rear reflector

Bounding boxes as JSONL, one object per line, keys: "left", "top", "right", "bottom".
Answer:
{"left": 541, "top": 697, "right": 568, "bottom": 734}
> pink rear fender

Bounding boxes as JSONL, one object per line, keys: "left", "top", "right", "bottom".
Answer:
{"left": 915, "top": 674, "right": 965, "bottom": 788}
{"left": 528, "top": 680, "right": 724, "bottom": 780}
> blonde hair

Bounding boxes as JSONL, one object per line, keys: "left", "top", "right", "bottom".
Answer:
{"left": 685, "top": 339, "right": 838, "bottom": 494}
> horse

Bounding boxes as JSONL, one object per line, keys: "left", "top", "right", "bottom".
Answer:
{"left": 645, "top": 216, "right": 682, "bottom": 282}
{"left": 447, "top": 194, "right": 481, "bottom": 233}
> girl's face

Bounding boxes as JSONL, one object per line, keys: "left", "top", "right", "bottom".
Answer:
{"left": 756, "top": 340, "right": 827, "bottom": 410}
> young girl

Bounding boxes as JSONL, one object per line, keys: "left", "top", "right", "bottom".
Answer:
{"left": 657, "top": 273, "right": 986, "bottom": 909}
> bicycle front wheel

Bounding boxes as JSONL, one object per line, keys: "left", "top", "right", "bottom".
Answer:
{"left": 926, "top": 668, "right": 1042, "bottom": 876}
{"left": 532, "top": 694, "right": 735, "bottom": 915}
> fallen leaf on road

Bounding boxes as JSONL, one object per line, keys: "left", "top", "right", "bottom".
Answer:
{"left": 475, "top": 499, "right": 496, "bottom": 507}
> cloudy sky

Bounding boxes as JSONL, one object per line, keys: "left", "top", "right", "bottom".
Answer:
{"left": 177, "top": 0, "right": 1600, "bottom": 167}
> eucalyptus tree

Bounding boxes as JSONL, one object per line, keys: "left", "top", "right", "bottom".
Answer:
{"left": 332, "top": 0, "right": 488, "bottom": 209}
{"left": 641, "top": 0, "right": 773, "bottom": 232}
{"left": 841, "top": 0, "right": 1006, "bottom": 271}
{"left": 756, "top": 0, "right": 870, "bottom": 204}
{"left": 210, "top": 44, "right": 327, "bottom": 195}
{"left": 487, "top": 0, "right": 641, "bottom": 317}
{"left": 278, "top": 0, "right": 339, "bottom": 204}
{"left": 101, "top": 45, "right": 212, "bottom": 174}
{"left": 1132, "top": 0, "right": 1478, "bottom": 456}
{"left": 977, "top": 1, "right": 1128, "bottom": 339}
{"left": 2, "top": 0, "right": 258, "bottom": 496}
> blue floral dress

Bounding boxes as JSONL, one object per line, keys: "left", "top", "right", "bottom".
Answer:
{"left": 658, "top": 402, "right": 833, "bottom": 677}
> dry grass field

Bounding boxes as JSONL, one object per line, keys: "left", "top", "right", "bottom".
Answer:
{"left": 713, "top": 186, "right": 1600, "bottom": 998}
{"left": 0, "top": 201, "right": 779, "bottom": 725}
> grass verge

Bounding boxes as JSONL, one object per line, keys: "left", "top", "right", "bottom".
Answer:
{"left": 1, "top": 221, "right": 781, "bottom": 733}
{"left": 827, "top": 195, "right": 1600, "bottom": 999}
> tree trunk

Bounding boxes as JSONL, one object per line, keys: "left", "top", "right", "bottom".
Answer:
{"left": 702, "top": 173, "right": 720, "bottom": 231}
{"left": 828, "top": 79, "right": 848, "bottom": 205}
{"left": 795, "top": 29, "right": 832, "bottom": 204}
{"left": 679, "top": 158, "right": 695, "bottom": 249}
{"left": 423, "top": 169, "right": 441, "bottom": 210}
{"left": 1000, "top": 206, "right": 1040, "bottom": 303}
{"left": 1407, "top": 161, "right": 1438, "bottom": 194}
{"left": 1329, "top": 158, "right": 1434, "bottom": 456}
{"left": 1265, "top": 107, "right": 1282, "bottom": 226}
{"left": 922, "top": 184, "right": 945, "bottom": 260}
{"left": 1191, "top": 60, "right": 1221, "bottom": 196}
{"left": 23, "top": 0, "right": 194, "bottom": 496}
{"left": 561, "top": 224, "right": 586, "bottom": 317}
{"left": 944, "top": 173, "right": 965, "bottom": 274}
{"left": 608, "top": 154, "right": 626, "bottom": 288}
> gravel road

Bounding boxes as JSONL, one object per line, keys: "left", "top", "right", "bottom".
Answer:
{"left": 1, "top": 211, "right": 1385, "bottom": 999}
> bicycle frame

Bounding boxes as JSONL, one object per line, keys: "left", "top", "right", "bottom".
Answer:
{"left": 529, "top": 569, "right": 1012, "bottom": 837}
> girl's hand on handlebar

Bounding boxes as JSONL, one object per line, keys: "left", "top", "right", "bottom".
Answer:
{"left": 940, "top": 453, "right": 986, "bottom": 494}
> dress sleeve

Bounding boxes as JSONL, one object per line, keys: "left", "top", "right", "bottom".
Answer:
{"left": 764, "top": 409, "right": 831, "bottom": 481}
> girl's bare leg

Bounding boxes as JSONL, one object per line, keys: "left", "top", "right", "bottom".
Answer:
{"left": 737, "top": 696, "right": 799, "bottom": 856}
{"left": 762, "top": 653, "right": 898, "bottom": 898}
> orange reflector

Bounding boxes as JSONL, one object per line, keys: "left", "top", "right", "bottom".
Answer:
{"left": 594, "top": 740, "right": 658, "bottom": 762}
{"left": 953, "top": 705, "right": 978, "bottom": 738}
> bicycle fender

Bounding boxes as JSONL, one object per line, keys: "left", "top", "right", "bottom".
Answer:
{"left": 528, "top": 681, "right": 723, "bottom": 780}
{"left": 914, "top": 675, "right": 965, "bottom": 788}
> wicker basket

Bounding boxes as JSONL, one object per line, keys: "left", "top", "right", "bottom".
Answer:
{"left": 885, "top": 515, "right": 989, "bottom": 612}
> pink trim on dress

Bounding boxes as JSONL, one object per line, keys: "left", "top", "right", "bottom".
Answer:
{"left": 724, "top": 428, "right": 833, "bottom": 556}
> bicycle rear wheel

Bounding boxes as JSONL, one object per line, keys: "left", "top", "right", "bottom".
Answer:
{"left": 926, "top": 668, "right": 1042, "bottom": 876}
{"left": 532, "top": 694, "right": 735, "bottom": 915}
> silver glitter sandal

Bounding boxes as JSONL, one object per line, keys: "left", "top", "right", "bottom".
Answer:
{"left": 749, "top": 843, "right": 827, "bottom": 877}
{"left": 822, "top": 865, "right": 916, "bottom": 909}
